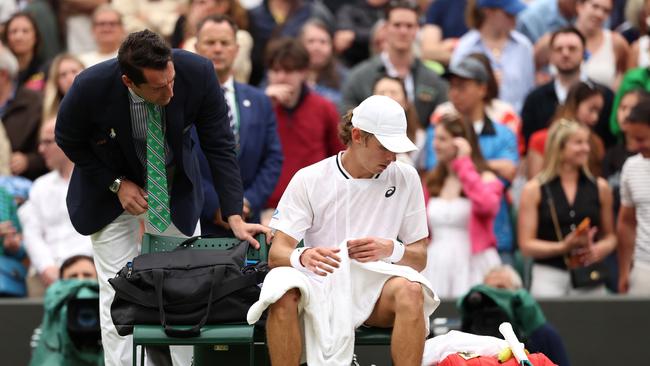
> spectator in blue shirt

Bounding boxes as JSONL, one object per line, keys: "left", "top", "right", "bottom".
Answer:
{"left": 425, "top": 0, "right": 469, "bottom": 38}
{"left": 423, "top": 56, "right": 519, "bottom": 263}
{"left": 420, "top": 0, "right": 468, "bottom": 66}
{"left": 451, "top": 0, "right": 534, "bottom": 112}
{"left": 515, "top": 0, "right": 577, "bottom": 43}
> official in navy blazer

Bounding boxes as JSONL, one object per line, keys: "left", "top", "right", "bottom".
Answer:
{"left": 194, "top": 15, "right": 283, "bottom": 234}
{"left": 55, "top": 30, "right": 270, "bottom": 365}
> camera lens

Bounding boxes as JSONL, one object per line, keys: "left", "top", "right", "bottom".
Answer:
{"left": 76, "top": 308, "right": 99, "bottom": 329}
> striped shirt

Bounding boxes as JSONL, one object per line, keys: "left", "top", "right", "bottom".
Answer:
{"left": 127, "top": 89, "right": 173, "bottom": 173}
{"left": 620, "top": 154, "right": 650, "bottom": 263}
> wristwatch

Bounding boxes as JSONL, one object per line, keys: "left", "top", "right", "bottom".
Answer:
{"left": 109, "top": 177, "right": 124, "bottom": 194}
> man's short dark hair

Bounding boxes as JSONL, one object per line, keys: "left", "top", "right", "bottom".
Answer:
{"left": 196, "top": 14, "right": 239, "bottom": 38}
{"left": 118, "top": 29, "right": 172, "bottom": 86}
{"left": 60, "top": 255, "right": 95, "bottom": 278}
{"left": 385, "top": 0, "right": 419, "bottom": 20}
{"left": 265, "top": 37, "right": 309, "bottom": 71}
{"left": 549, "top": 26, "right": 586, "bottom": 50}
{"left": 626, "top": 93, "right": 650, "bottom": 126}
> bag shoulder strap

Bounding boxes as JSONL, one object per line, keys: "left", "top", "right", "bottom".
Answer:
{"left": 542, "top": 182, "right": 564, "bottom": 242}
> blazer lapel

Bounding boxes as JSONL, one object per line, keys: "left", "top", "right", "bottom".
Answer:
{"left": 164, "top": 91, "right": 184, "bottom": 161}
{"left": 111, "top": 84, "right": 143, "bottom": 177}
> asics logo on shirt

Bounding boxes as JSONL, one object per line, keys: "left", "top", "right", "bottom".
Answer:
{"left": 385, "top": 186, "right": 396, "bottom": 198}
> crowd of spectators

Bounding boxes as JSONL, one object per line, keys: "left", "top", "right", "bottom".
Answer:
{"left": 1, "top": 0, "right": 650, "bottom": 307}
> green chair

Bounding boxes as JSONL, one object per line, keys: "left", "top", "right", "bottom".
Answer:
{"left": 132, "top": 233, "right": 268, "bottom": 366}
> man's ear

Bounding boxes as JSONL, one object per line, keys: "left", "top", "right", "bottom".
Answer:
{"left": 121, "top": 74, "right": 134, "bottom": 89}
{"left": 351, "top": 127, "right": 363, "bottom": 144}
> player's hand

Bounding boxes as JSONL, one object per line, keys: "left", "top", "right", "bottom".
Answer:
{"left": 347, "top": 237, "right": 393, "bottom": 263}
{"left": 300, "top": 247, "right": 341, "bottom": 276}
{"left": 117, "top": 179, "right": 148, "bottom": 215}
{"left": 228, "top": 215, "right": 273, "bottom": 249}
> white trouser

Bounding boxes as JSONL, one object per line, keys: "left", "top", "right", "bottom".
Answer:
{"left": 629, "top": 260, "right": 650, "bottom": 295}
{"left": 530, "top": 263, "right": 608, "bottom": 297}
{"left": 91, "top": 212, "right": 199, "bottom": 366}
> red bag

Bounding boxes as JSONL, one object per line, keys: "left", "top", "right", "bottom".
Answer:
{"left": 438, "top": 353, "right": 500, "bottom": 366}
{"left": 438, "top": 353, "right": 557, "bottom": 366}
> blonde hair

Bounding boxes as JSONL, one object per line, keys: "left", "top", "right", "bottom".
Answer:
{"left": 43, "top": 54, "right": 85, "bottom": 121}
{"left": 536, "top": 118, "right": 593, "bottom": 184}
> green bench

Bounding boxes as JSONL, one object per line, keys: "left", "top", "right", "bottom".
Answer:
{"left": 132, "top": 233, "right": 391, "bottom": 365}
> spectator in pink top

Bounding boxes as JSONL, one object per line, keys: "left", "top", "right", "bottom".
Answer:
{"left": 422, "top": 113, "right": 503, "bottom": 298}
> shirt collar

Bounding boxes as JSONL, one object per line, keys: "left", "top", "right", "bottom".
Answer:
{"left": 335, "top": 151, "right": 381, "bottom": 180}
{"left": 128, "top": 87, "right": 145, "bottom": 104}
{"left": 553, "top": 70, "right": 589, "bottom": 104}
{"left": 222, "top": 76, "right": 235, "bottom": 93}
{"left": 477, "top": 115, "right": 496, "bottom": 136}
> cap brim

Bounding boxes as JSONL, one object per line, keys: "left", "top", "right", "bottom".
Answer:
{"left": 505, "top": 2, "right": 526, "bottom": 15}
{"left": 375, "top": 134, "right": 418, "bottom": 153}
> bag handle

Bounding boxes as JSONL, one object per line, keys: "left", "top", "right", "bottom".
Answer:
{"left": 109, "top": 276, "right": 159, "bottom": 308}
{"left": 153, "top": 266, "right": 225, "bottom": 338}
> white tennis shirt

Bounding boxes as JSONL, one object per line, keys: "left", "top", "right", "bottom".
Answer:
{"left": 270, "top": 152, "right": 429, "bottom": 248}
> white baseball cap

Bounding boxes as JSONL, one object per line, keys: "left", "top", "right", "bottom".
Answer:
{"left": 351, "top": 95, "right": 418, "bottom": 153}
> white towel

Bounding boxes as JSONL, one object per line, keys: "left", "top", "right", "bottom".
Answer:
{"left": 247, "top": 241, "right": 440, "bottom": 366}
{"left": 421, "top": 330, "right": 508, "bottom": 365}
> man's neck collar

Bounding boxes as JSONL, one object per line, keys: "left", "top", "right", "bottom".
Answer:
{"left": 127, "top": 87, "right": 145, "bottom": 103}
{"left": 555, "top": 70, "right": 583, "bottom": 87}
{"left": 383, "top": 49, "right": 413, "bottom": 69}
{"left": 220, "top": 75, "right": 235, "bottom": 90}
{"left": 218, "top": 72, "right": 234, "bottom": 86}
{"left": 338, "top": 150, "right": 379, "bottom": 179}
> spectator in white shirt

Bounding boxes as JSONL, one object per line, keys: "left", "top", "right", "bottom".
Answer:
{"left": 18, "top": 117, "right": 93, "bottom": 290}
{"left": 618, "top": 99, "right": 650, "bottom": 294}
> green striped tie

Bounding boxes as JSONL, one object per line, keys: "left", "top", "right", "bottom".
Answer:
{"left": 145, "top": 102, "right": 171, "bottom": 232}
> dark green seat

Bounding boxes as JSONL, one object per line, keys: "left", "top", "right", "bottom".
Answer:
{"left": 354, "top": 326, "right": 392, "bottom": 345}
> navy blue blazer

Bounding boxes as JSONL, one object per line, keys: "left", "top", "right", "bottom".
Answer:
{"left": 197, "top": 82, "right": 283, "bottom": 233}
{"left": 55, "top": 50, "right": 243, "bottom": 236}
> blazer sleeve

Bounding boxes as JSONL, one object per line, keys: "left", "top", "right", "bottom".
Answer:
{"left": 242, "top": 94, "right": 283, "bottom": 211}
{"left": 193, "top": 58, "right": 244, "bottom": 218}
{"left": 55, "top": 74, "right": 116, "bottom": 190}
{"left": 192, "top": 128, "right": 221, "bottom": 223}
{"left": 451, "top": 156, "right": 503, "bottom": 217}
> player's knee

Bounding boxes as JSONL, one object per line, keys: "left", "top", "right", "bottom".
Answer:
{"left": 394, "top": 280, "right": 423, "bottom": 313}
{"left": 269, "top": 288, "right": 301, "bottom": 319}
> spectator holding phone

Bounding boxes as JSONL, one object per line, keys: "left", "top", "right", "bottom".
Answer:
{"left": 519, "top": 118, "right": 617, "bottom": 296}
{"left": 422, "top": 114, "right": 503, "bottom": 298}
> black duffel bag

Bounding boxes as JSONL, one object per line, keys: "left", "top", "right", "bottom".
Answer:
{"left": 108, "top": 236, "right": 267, "bottom": 338}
